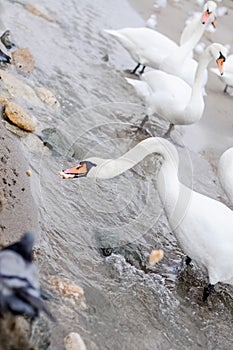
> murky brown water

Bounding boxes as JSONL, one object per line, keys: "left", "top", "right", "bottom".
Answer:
{"left": 2, "top": 0, "right": 233, "bottom": 349}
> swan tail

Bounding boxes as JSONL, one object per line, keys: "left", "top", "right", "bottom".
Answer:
{"left": 125, "top": 77, "right": 150, "bottom": 100}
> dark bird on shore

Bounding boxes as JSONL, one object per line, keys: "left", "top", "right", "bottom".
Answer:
{"left": 0, "top": 30, "right": 15, "bottom": 50}
{"left": 0, "top": 232, "right": 55, "bottom": 321}
{"left": 0, "top": 49, "right": 11, "bottom": 64}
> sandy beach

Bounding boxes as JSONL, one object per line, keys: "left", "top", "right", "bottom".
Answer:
{"left": 0, "top": 0, "right": 233, "bottom": 349}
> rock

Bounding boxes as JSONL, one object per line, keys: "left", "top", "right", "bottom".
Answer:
{"left": 35, "top": 87, "right": 60, "bottom": 108}
{"left": 12, "top": 48, "right": 35, "bottom": 73}
{"left": 29, "top": 317, "right": 51, "bottom": 350}
{"left": 26, "top": 169, "right": 32, "bottom": 176}
{"left": 4, "top": 101, "right": 36, "bottom": 132}
{"left": 64, "top": 333, "right": 87, "bottom": 350}
{"left": 0, "top": 69, "right": 43, "bottom": 107}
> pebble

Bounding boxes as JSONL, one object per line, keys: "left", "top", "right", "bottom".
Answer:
{"left": 26, "top": 169, "right": 32, "bottom": 176}
{"left": 12, "top": 48, "right": 35, "bottom": 73}
{"left": 64, "top": 333, "right": 87, "bottom": 350}
{"left": 4, "top": 101, "right": 36, "bottom": 132}
{"left": 149, "top": 249, "right": 164, "bottom": 266}
{"left": 35, "top": 87, "right": 60, "bottom": 108}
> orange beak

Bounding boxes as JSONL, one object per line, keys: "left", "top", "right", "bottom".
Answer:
{"left": 201, "top": 10, "right": 210, "bottom": 24}
{"left": 59, "top": 161, "right": 96, "bottom": 179}
{"left": 217, "top": 57, "right": 225, "bottom": 76}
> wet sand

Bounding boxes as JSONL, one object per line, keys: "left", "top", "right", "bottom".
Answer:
{"left": 0, "top": 121, "right": 39, "bottom": 245}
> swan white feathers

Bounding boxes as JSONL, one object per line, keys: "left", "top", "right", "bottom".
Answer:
{"left": 104, "top": 1, "right": 217, "bottom": 86}
{"left": 218, "top": 147, "right": 233, "bottom": 205}
{"left": 126, "top": 43, "right": 226, "bottom": 132}
{"left": 60, "top": 137, "right": 233, "bottom": 299}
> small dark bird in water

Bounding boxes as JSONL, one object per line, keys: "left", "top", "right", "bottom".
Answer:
{"left": 0, "top": 49, "right": 11, "bottom": 64}
{"left": 0, "top": 30, "right": 15, "bottom": 50}
{"left": 0, "top": 232, "right": 55, "bottom": 321}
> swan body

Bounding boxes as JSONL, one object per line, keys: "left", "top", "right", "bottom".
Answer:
{"left": 104, "top": 1, "right": 217, "bottom": 86}
{"left": 126, "top": 43, "right": 226, "bottom": 129}
{"left": 218, "top": 147, "right": 233, "bottom": 204}
{"left": 61, "top": 137, "right": 233, "bottom": 295}
{"left": 210, "top": 54, "right": 233, "bottom": 94}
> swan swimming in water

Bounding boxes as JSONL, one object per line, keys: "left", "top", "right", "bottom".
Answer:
{"left": 60, "top": 137, "right": 233, "bottom": 301}
{"left": 218, "top": 146, "right": 233, "bottom": 205}
{"left": 125, "top": 43, "right": 226, "bottom": 136}
{"left": 104, "top": 1, "right": 216, "bottom": 86}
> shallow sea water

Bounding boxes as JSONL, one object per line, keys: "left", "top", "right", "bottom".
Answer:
{"left": 2, "top": 0, "right": 233, "bottom": 349}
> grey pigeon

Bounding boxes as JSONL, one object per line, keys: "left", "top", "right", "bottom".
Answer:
{"left": 0, "top": 232, "right": 55, "bottom": 321}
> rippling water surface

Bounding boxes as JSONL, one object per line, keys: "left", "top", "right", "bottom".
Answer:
{"left": 3, "top": 0, "right": 233, "bottom": 349}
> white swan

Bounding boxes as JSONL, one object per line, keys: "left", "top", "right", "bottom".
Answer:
{"left": 210, "top": 54, "right": 233, "bottom": 94}
{"left": 60, "top": 137, "right": 233, "bottom": 300}
{"left": 126, "top": 43, "right": 226, "bottom": 135}
{"left": 104, "top": 1, "right": 216, "bottom": 86}
{"left": 218, "top": 147, "right": 233, "bottom": 205}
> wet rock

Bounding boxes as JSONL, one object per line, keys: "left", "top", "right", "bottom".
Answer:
{"left": 96, "top": 232, "right": 146, "bottom": 270}
{"left": 0, "top": 69, "right": 43, "bottom": 106}
{"left": 40, "top": 127, "right": 74, "bottom": 156}
{"left": 4, "top": 101, "right": 36, "bottom": 132}
{"left": 12, "top": 48, "right": 35, "bottom": 74}
{"left": 30, "top": 316, "right": 51, "bottom": 350}
{"left": 35, "top": 87, "right": 60, "bottom": 108}
{"left": 25, "top": 5, "right": 56, "bottom": 23}
{"left": 64, "top": 332, "right": 87, "bottom": 350}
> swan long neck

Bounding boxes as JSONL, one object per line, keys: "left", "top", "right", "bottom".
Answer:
{"left": 90, "top": 137, "right": 179, "bottom": 180}
{"left": 161, "top": 13, "right": 212, "bottom": 70}
{"left": 183, "top": 47, "right": 213, "bottom": 122}
{"left": 89, "top": 137, "right": 190, "bottom": 230}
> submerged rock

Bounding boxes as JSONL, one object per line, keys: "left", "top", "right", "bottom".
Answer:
{"left": 4, "top": 101, "right": 36, "bottom": 132}
{"left": 0, "top": 69, "right": 43, "bottom": 107}
{"left": 64, "top": 332, "right": 87, "bottom": 350}
{"left": 35, "top": 87, "right": 60, "bottom": 108}
{"left": 12, "top": 48, "right": 35, "bottom": 74}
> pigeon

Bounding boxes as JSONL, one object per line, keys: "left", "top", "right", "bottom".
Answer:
{"left": 0, "top": 49, "right": 11, "bottom": 64}
{"left": 0, "top": 30, "right": 15, "bottom": 50}
{"left": 0, "top": 232, "right": 55, "bottom": 321}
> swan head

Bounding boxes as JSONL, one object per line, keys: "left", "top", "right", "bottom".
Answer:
{"left": 60, "top": 161, "right": 97, "bottom": 179}
{"left": 207, "top": 43, "right": 226, "bottom": 75}
{"left": 202, "top": 1, "right": 217, "bottom": 27}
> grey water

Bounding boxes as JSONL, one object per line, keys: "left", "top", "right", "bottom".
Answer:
{"left": 2, "top": 0, "right": 233, "bottom": 349}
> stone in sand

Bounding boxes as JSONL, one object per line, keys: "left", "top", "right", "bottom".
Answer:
{"left": 64, "top": 332, "right": 87, "bottom": 350}
{"left": 12, "top": 48, "right": 35, "bottom": 74}
{"left": 4, "top": 101, "right": 36, "bottom": 132}
{"left": 35, "top": 87, "right": 60, "bottom": 108}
